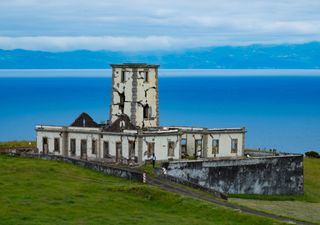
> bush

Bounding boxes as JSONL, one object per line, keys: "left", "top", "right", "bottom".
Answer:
{"left": 305, "top": 151, "right": 320, "bottom": 158}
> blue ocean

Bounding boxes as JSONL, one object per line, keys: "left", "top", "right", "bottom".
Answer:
{"left": 1, "top": 70, "right": 320, "bottom": 153}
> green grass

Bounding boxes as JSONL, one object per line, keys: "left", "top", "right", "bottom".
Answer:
{"left": 0, "top": 140, "right": 36, "bottom": 149}
{"left": 229, "top": 157, "right": 320, "bottom": 203}
{"left": 0, "top": 154, "right": 286, "bottom": 225}
{"left": 136, "top": 161, "right": 161, "bottom": 176}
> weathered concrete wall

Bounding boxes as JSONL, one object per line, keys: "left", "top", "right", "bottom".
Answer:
{"left": 163, "top": 155, "right": 304, "bottom": 195}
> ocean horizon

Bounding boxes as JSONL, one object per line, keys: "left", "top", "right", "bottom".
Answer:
{"left": 1, "top": 69, "right": 320, "bottom": 77}
{"left": 0, "top": 69, "right": 319, "bottom": 154}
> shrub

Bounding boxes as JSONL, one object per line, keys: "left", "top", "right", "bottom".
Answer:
{"left": 305, "top": 151, "right": 320, "bottom": 158}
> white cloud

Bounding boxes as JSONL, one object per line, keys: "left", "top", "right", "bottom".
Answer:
{"left": 0, "top": 0, "right": 319, "bottom": 51}
{"left": 0, "top": 36, "right": 200, "bottom": 52}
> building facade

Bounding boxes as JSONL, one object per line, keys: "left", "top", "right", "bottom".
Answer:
{"left": 36, "top": 64, "right": 245, "bottom": 163}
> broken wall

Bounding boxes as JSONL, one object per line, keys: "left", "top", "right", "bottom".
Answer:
{"left": 163, "top": 155, "right": 304, "bottom": 195}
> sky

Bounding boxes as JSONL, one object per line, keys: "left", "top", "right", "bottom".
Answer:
{"left": 0, "top": 0, "right": 320, "bottom": 52}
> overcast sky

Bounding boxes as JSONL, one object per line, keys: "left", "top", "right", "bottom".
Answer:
{"left": 0, "top": 0, "right": 319, "bottom": 51}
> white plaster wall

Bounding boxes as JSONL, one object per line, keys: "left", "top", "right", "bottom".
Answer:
{"left": 135, "top": 68, "right": 158, "bottom": 127}
{"left": 110, "top": 68, "right": 134, "bottom": 122}
{"left": 185, "top": 133, "right": 203, "bottom": 156}
{"left": 36, "top": 130, "right": 62, "bottom": 155}
{"left": 100, "top": 134, "right": 122, "bottom": 158}
{"left": 207, "top": 133, "right": 244, "bottom": 158}
{"left": 68, "top": 132, "right": 100, "bottom": 159}
{"left": 142, "top": 135, "right": 179, "bottom": 161}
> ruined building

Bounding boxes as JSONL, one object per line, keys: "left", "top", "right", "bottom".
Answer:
{"left": 36, "top": 64, "right": 246, "bottom": 163}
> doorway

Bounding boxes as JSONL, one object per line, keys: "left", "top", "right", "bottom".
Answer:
{"left": 81, "top": 140, "right": 87, "bottom": 159}
{"left": 116, "top": 142, "right": 122, "bottom": 162}
{"left": 42, "top": 137, "right": 48, "bottom": 154}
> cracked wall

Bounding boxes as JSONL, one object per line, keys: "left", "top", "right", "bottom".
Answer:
{"left": 109, "top": 65, "right": 159, "bottom": 128}
{"left": 164, "top": 155, "right": 304, "bottom": 195}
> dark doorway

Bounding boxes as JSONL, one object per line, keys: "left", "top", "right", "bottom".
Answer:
{"left": 116, "top": 142, "right": 122, "bottom": 162}
{"left": 81, "top": 139, "right": 87, "bottom": 159}
{"left": 42, "top": 137, "right": 48, "bottom": 154}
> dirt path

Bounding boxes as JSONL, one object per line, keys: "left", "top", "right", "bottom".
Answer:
{"left": 146, "top": 176, "right": 314, "bottom": 225}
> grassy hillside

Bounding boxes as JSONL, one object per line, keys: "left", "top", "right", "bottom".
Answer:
{"left": 0, "top": 154, "right": 285, "bottom": 225}
{"left": 0, "top": 140, "right": 36, "bottom": 149}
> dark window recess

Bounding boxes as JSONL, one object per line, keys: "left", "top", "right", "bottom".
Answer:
{"left": 81, "top": 140, "right": 87, "bottom": 159}
{"left": 143, "top": 105, "right": 149, "bottom": 119}
{"left": 231, "top": 139, "right": 238, "bottom": 153}
{"left": 92, "top": 140, "right": 97, "bottom": 154}
{"left": 70, "top": 139, "right": 76, "bottom": 156}
{"left": 121, "top": 70, "right": 126, "bottom": 82}
{"left": 147, "top": 142, "right": 155, "bottom": 158}
{"left": 144, "top": 71, "right": 149, "bottom": 82}
{"left": 195, "top": 139, "right": 202, "bottom": 157}
{"left": 168, "top": 141, "right": 175, "bottom": 157}
{"left": 103, "top": 141, "right": 109, "bottom": 158}
{"left": 119, "top": 93, "right": 125, "bottom": 113}
{"left": 116, "top": 142, "right": 122, "bottom": 162}
{"left": 212, "top": 139, "right": 219, "bottom": 154}
{"left": 54, "top": 138, "right": 60, "bottom": 152}
{"left": 181, "top": 138, "right": 187, "bottom": 155}
{"left": 129, "top": 141, "right": 135, "bottom": 158}
{"left": 42, "top": 137, "right": 48, "bottom": 153}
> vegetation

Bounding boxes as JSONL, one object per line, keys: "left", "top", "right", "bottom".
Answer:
{"left": 136, "top": 161, "right": 161, "bottom": 176}
{"left": 305, "top": 151, "right": 320, "bottom": 158}
{"left": 0, "top": 154, "right": 286, "bottom": 225}
{"left": 0, "top": 140, "right": 36, "bottom": 149}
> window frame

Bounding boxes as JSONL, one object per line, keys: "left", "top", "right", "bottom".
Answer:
{"left": 54, "top": 138, "right": 60, "bottom": 152}
{"left": 144, "top": 71, "right": 149, "bottom": 82}
{"left": 121, "top": 70, "right": 126, "bottom": 82}
{"left": 168, "top": 141, "right": 175, "bottom": 157}
{"left": 212, "top": 139, "right": 219, "bottom": 154}
{"left": 92, "top": 139, "right": 97, "bottom": 155}
{"left": 70, "top": 138, "right": 76, "bottom": 156}
{"left": 147, "top": 142, "right": 155, "bottom": 158}
{"left": 231, "top": 139, "right": 238, "bottom": 153}
{"left": 103, "top": 141, "right": 109, "bottom": 158}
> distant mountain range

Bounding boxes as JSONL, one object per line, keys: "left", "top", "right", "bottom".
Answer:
{"left": 0, "top": 42, "right": 320, "bottom": 69}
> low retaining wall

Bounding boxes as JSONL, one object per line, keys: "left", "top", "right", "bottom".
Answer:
{"left": 157, "top": 172, "right": 228, "bottom": 200}
{"left": 9, "top": 152, "right": 144, "bottom": 182}
{"left": 162, "top": 155, "right": 304, "bottom": 195}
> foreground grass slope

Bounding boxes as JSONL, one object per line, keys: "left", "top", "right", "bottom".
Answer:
{"left": 0, "top": 155, "right": 285, "bottom": 225}
{"left": 230, "top": 158, "right": 320, "bottom": 224}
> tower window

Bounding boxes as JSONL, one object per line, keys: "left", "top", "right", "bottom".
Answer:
{"left": 119, "top": 93, "right": 125, "bottom": 113}
{"left": 121, "top": 70, "right": 126, "bottom": 82}
{"left": 143, "top": 105, "right": 149, "bottom": 119}
{"left": 144, "top": 71, "right": 149, "bottom": 82}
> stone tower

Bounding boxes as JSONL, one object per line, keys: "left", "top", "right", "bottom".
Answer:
{"left": 109, "top": 63, "right": 159, "bottom": 128}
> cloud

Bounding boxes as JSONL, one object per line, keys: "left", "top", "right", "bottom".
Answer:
{"left": 0, "top": 36, "right": 200, "bottom": 52}
{"left": 0, "top": 0, "right": 319, "bottom": 51}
